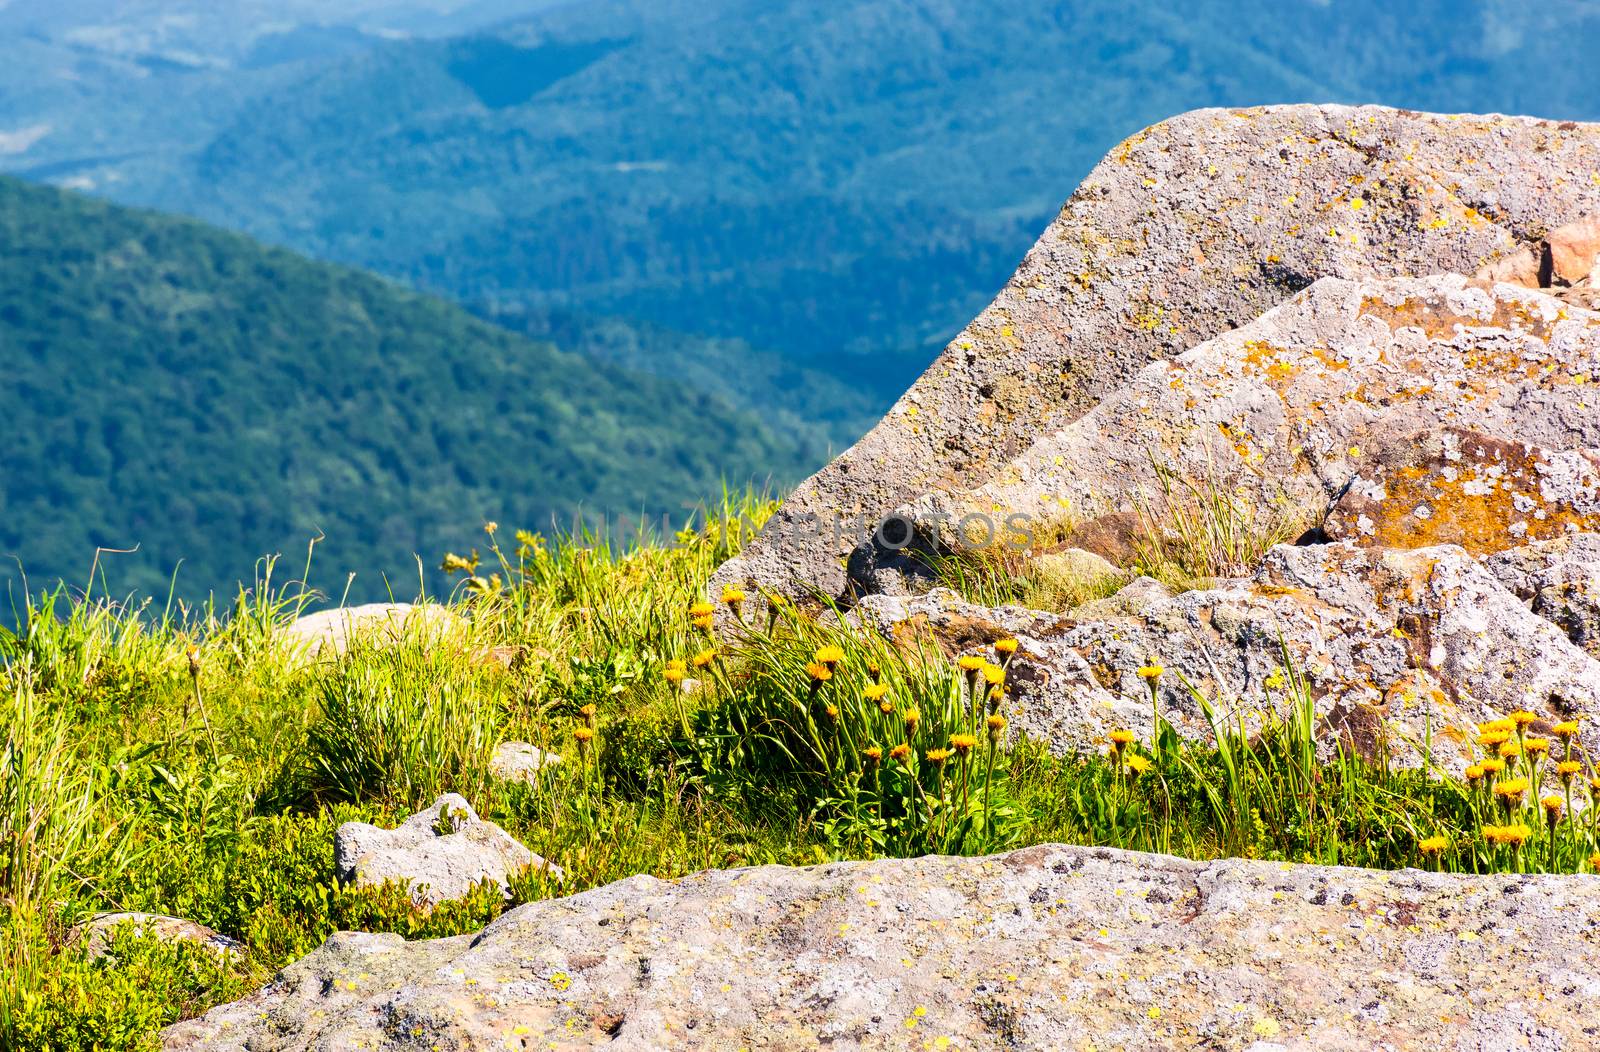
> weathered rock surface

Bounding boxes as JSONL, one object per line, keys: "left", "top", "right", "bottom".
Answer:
{"left": 1323, "top": 426, "right": 1600, "bottom": 554}
{"left": 334, "top": 794, "right": 559, "bottom": 906}
{"left": 1487, "top": 534, "right": 1600, "bottom": 658}
{"left": 488, "top": 742, "right": 562, "bottom": 783}
{"left": 714, "top": 104, "right": 1600, "bottom": 605}
{"left": 281, "top": 602, "right": 463, "bottom": 660}
{"left": 853, "top": 543, "right": 1600, "bottom": 772}
{"left": 72, "top": 912, "right": 243, "bottom": 960}
{"left": 863, "top": 274, "right": 1600, "bottom": 590}
{"left": 165, "top": 844, "right": 1600, "bottom": 1051}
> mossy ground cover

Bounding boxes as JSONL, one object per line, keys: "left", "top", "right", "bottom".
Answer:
{"left": 3, "top": 489, "right": 1596, "bottom": 1050}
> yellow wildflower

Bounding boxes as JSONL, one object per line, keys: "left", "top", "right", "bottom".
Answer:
{"left": 1524, "top": 737, "right": 1551, "bottom": 756}
{"left": 1418, "top": 835, "right": 1450, "bottom": 855}
{"left": 812, "top": 639, "right": 851, "bottom": 665}
{"left": 1479, "top": 717, "right": 1516, "bottom": 735}
{"left": 825, "top": 703, "right": 839, "bottom": 720}
{"left": 863, "top": 683, "right": 889, "bottom": 702}
{"left": 689, "top": 601, "right": 715, "bottom": 618}
{"left": 806, "top": 661, "right": 833, "bottom": 684}
{"left": 1110, "top": 729, "right": 1136, "bottom": 746}
{"left": 950, "top": 733, "right": 979, "bottom": 754}
{"left": 1498, "top": 741, "right": 1521, "bottom": 759}
{"left": 863, "top": 746, "right": 883, "bottom": 765}
{"left": 692, "top": 648, "right": 717, "bottom": 668}
{"left": 1509, "top": 710, "right": 1539, "bottom": 728}
{"left": 957, "top": 655, "right": 986, "bottom": 672}
{"left": 1556, "top": 760, "right": 1582, "bottom": 783}
{"left": 1478, "top": 729, "right": 1511, "bottom": 747}
{"left": 903, "top": 707, "right": 921, "bottom": 733}
{"left": 926, "top": 747, "right": 953, "bottom": 764}
{"left": 982, "top": 664, "right": 1006, "bottom": 686}
{"left": 1552, "top": 720, "right": 1581, "bottom": 740}
{"left": 986, "top": 713, "right": 1007, "bottom": 741}
{"left": 1464, "top": 764, "right": 1484, "bottom": 782}
{"left": 1484, "top": 823, "right": 1532, "bottom": 847}
{"left": 1590, "top": 851, "right": 1600, "bottom": 872}
{"left": 1540, "top": 794, "right": 1563, "bottom": 818}
{"left": 692, "top": 614, "right": 715, "bottom": 632}
{"left": 1480, "top": 758, "right": 1506, "bottom": 775}
{"left": 1123, "top": 753, "right": 1152, "bottom": 775}
{"left": 994, "top": 638, "right": 1019, "bottom": 657}
{"left": 573, "top": 726, "right": 595, "bottom": 744}
{"left": 1492, "top": 777, "right": 1529, "bottom": 802}
{"left": 1136, "top": 662, "right": 1164, "bottom": 681}
{"left": 720, "top": 586, "right": 745, "bottom": 607}
{"left": 889, "top": 743, "right": 912, "bottom": 763}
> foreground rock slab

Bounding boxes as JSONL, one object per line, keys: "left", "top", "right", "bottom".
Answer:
{"left": 334, "top": 793, "right": 560, "bottom": 906}
{"left": 165, "top": 844, "right": 1600, "bottom": 1051}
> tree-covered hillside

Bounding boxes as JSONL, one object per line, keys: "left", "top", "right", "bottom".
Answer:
{"left": 10, "top": 0, "right": 1596, "bottom": 388}
{"left": 0, "top": 175, "right": 819, "bottom": 603}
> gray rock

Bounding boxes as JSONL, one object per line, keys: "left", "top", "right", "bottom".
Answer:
{"left": 1069, "top": 574, "right": 1171, "bottom": 620}
{"left": 853, "top": 543, "right": 1600, "bottom": 772}
{"left": 164, "top": 844, "right": 1600, "bottom": 1051}
{"left": 713, "top": 105, "right": 1600, "bottom": 607}
{"left": 281, "top": 602, "right": 463, "bottom": 660}
{"left": 869, "top": 274, "right": 1600, "bottom": 591}
{"left": 334, "top": 793, "right": 560, "bottom": 906}
{"left": 72, "top": 912, "right": 243, "bottom": 960}
{"left": 1486, "top": 533, "right": 1600, "bottom": 657}
{"left": 488, "top": 742, "right": 562, "bottom": 784}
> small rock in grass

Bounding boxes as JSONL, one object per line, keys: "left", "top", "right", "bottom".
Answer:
{"left": 71, "top": 912, "right": 244, "bottom": 960}
{"left": 489, "top": 741, "right": 562, "bottom": 783}
{"left": 281, "top": 602, "right": 463, "bottom": 660}
{"left": 334, "top": 793, "right": 561, "bottom": 906}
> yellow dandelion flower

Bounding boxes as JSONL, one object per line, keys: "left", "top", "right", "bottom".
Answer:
{"left": 1590, "top": 851, "right": 1600, "bottom": 872}
{"left": 863, "top": 746, "right": 883, "bottom": 765}
{"left": 982, "top": 664, "right": 1006, "bottom": 686}
{"left": 1480, "top": 758, "right": 1506, "bottom": 775}
{"left": 1110, "top": 729, "right": 1136, "bottom": 745}
{"left": 863, "top": 683, "right": 889, "bottom": 702}
{"left": 720, "top": 586, "right": 745, "bottom": 606}
{"left": 573, "top": 726, "right": 595, "bottom": 743}
{"left": 1123, "top": 753, "right": 1152, "bottom": 775}
{"left": 994, "top": 638, "right": 1019, "bottom": 657}
{"left": 879, "top": 699, "right": 894, "bottom": 714}
{"left": 825, "top": 703, "right": 839, "bottom": 720}
{"left": 1479, "top": 717, "right": 1516, "bottom": 735}
{"left": 1418, "top": 835, "right": 1450, "bottom": 855}
{"left": 692, "top": 614, "right": 715, "bottom": 632}
{"left": 986, "top": 713, "right": 1007, "bottom": 740}
{"left": 1478, "top": 729, "right": 1511, "bottom": 747}
{"left": 950, "top": 733, "right": 979, "bottom": 754}
{"left": 1552, "top": 720, "right": 1581, "bottom": 740}
{"left": 1509, "top": 710, "right": 1539, "bottom": 728}
{"left": 1556, "top": 760, "right": 1583, "bottom": 782}
{"left": 957, "top": 655, "right": 987, "bottom": 672}
{"left": 689, "top": 601, "right": 715, "bottom": 618}
{"left": 806, "top": 661, "right": 833, "bottom": 684}
{"left": 1492, "top": 777, "right": 1529, "bottom": 802}
{"left": 815, "top": 644, "right": 846, "bottom": 668}
{"left": 1498, "top": 741, "right": 1521, "bottom": 759}
{"left": 1464, "top": 765, "right": 1484, "bottom": 782}
{"left": 579, "top": 703, "right": 597, "bottom": 718}
{"left": 1136, "top": 662, "right": 1164, "bottom": 681}
{"left": 663, "top": 666, "right": 687, "bottom": 686}
{"left": 903, "top": 707, "right": 921, "bottom": 732}
{"left": 692, "top": 648, "right": 717, "bottom": 669}
{"left": 926, "top": 747, "right": 953, "bottom": 764}
{"left": 1486, "top": 822, "right": 1533, "bottom": 847}
{"left": 1540, "top": 794, "right": 1563, "bottom": 816}
{"left": 889, "top": 743, "right": 912, "bottom": 762}
{"left": 1523, "top": 737, "right": 1551, "bottom": 755}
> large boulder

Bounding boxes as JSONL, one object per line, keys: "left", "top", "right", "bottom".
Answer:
{"left": 713, "top": 104, "right": 1600, "bottom": 605}
{"left": 852, "top": 542, "right": 1600, "bottom": 773}
{"left": 165, "top": 844, "right": 1600, "bottom": 1051}
{"left": 334, "top": 794, "right": 560, "bottom": 906}
{"left": 1487, "top": 533, "right": 1600, "bottom": 658}
{"left": 862, "top": 274, "right": 1600, "bottom": 590}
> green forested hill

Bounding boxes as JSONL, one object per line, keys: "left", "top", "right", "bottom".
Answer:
{"left": 0, "top": 175, "right": 816, "bottom": 603}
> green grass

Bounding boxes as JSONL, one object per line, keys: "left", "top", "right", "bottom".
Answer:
{"left": 2, "top": 486, "right": 1596, "bottom": 1050}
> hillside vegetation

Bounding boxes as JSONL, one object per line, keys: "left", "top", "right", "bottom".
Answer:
{"left": 5, "top": 491, "right": 1596, "bottom": 1048}
{"left": 10, "top": 0, "right": 1596, "bottom": 384}
{"left": 0, "top": 175, "right": 824, "bottom": 602}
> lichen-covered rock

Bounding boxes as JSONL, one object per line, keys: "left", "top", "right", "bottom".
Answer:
{"left": 1322, "top": 426, "right": 1600, "bottom": 554}
{"left": 1487, "top": 533, "right": 1600, "bottom": 658}
{"left": 72, "top": 912, "right": 243, "bottom": 960}
{"left": 164, "top": 844, "right": 1600, "bottom": 1052}
{"left": 853, "top": 543, "right": 1600, "bottom": 773}
{"left": 857, "top": 275, "right": 1600, "bottom": 591}
{"left": 713, "top": 105, "right": 1600, "bottom": 605}
{"left": 281, "top": 602, "right": 463, "bottom": 660}
{"left": 334, "top": 794, "right": 560, "bottom": 906}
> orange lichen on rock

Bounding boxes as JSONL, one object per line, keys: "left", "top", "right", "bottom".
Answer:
{"left": 1324, "top": 427, "right": 1600, "bottom": 554}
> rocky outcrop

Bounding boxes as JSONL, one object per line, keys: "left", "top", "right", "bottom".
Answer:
{"left": 852, "top": 543, "right": 1600, "bottom": 773}
{"left": 1323, "top": 426, "right": 1600, "bottom": 554}
{"left": 713, "top": 104, "right": 1600, "bottom": 605}
{"left": 333, "top": 794, "right": 559, "bottom": 906}
{"left": 860, "top": 274, "right": 1600, "bottom": 590}
{"left": 165, "top": 844, "right": 1600, "bottom": 1051}
{"left": 281, "top": 602, "right": 463, "bottom": 659}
